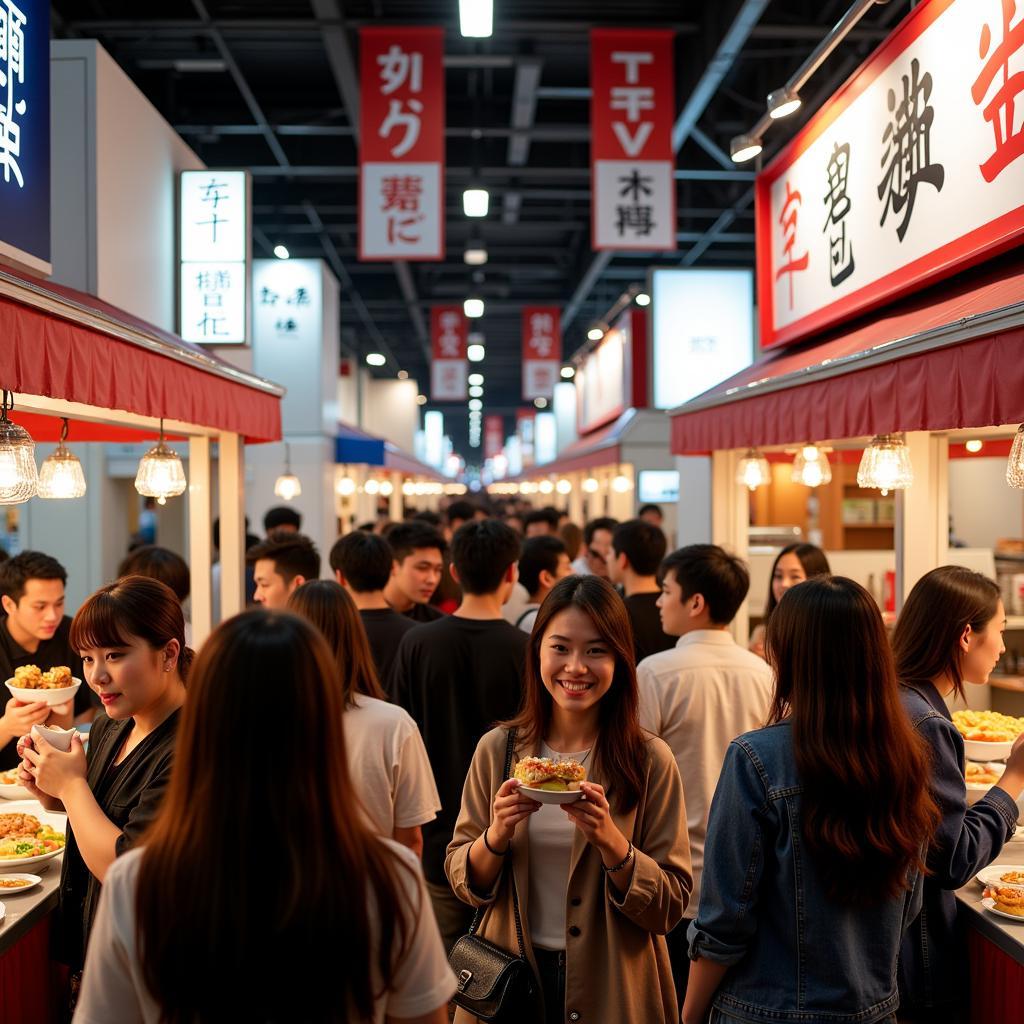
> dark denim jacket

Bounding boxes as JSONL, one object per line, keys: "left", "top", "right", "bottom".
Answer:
{"left": 688, "top": 722, "right": 922, "bottom": 1024}
{"left": 898, "top": 682, "right": 1018, "bottom": 1015}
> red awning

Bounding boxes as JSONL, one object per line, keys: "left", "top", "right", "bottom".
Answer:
{"left": 0, "top": 267, "right": 283, "bottom": 443}
{"left": 670, "top": 255, "right": 1024, "bottom": 454}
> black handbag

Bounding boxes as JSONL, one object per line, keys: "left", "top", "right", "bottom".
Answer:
{"left": 447, "top": 728, "right": 541, "bottom": 1022}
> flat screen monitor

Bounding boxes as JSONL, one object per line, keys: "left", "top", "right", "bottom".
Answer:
{"left": 637, "top": 470, "right": 680, "bottom": 504}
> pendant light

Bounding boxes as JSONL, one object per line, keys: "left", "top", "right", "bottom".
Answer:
{"left": 736, "top": 448, "right": 772, "bottom": 492}
{"left": 273, "top": 443, "right": 302, "bottom": 501}
{"left": 1008, "top": 425, "right": 1024, "bottom": 489}
{"left": 0, "top": 391, "right": 38, "bottom": 504}
{"left": 135, "top": 419, "right": 187, "bottom": 505}
{"left": 37, "top": 418, "right": 87, "bottom": 499}
{"left": 856, "top": 433, "right": 914, "bottom": 495}
{"left": 790, "top": 444, "right": 832, "bottom": 488}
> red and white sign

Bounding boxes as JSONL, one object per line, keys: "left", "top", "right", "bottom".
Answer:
{"left": 757, "top": 0, "right": 1024, "bottom": 349}
{"left": 484, "top": 415, "right": 504, "bottom": 459}
{"left": 430, "top": 306, "right": 468, "bottom": 401}
{"left": 590, "top": 30, "right": 676, "bottom": 251}
{"left": 522, "top": 306, "right": 561, "bottom": 400}
{"left": 359, "top": 27, "right": 444, "bottom": 261}
{"left": 517, "top": 409, "right": 537, "bottom": 467}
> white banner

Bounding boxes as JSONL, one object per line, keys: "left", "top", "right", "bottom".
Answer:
{"left": 593, "top": 160, "right": 675, "bottom": 251}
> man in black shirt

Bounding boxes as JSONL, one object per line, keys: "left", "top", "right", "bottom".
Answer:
{"left": 390, "top": 519, "right": 526, "bottom": 951}
{"left": 383, "top": 522, "right": 447, "bottom": 623}
{"left": 330, "top": 530, "right": 415, "bottom": 685}
{"left": 0, "top": 551, "right": 93, "bottom": 770}
{"left": 607, "top": 519, "right": 676, "bottom": 663}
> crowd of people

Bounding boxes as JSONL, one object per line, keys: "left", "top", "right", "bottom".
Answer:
{"left": 0, "top": 496, "right": 1020, "bottom": 1023}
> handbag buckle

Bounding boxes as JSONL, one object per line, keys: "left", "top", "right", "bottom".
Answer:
{"left": 457, "top": 969, "right": 474, "bottom": 992}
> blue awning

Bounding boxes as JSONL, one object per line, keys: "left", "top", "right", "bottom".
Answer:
{"left": 335, "top": 422, "right": 386, "bottom": 466}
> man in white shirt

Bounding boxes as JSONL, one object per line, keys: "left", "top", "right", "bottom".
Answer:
{"left": 636, "top": 543, "right": 774, "bottom": 1005}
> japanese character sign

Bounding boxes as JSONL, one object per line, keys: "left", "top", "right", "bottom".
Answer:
{"left": 591, "top": 30, "right": 675, "bottom": 251}
{"left": 431, "top": 306, "right": 468, "bottom": 401}
{"left": 522, "top": 306, "right": 562, "bottom": 401}
{"left": 360, "top": 28, "right": 444, "bottom": 261}
{"left": 756, "top": 0, "right": 1024, "bottom": 350}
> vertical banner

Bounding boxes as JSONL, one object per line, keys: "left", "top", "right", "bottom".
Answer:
{"left": 521, "top": 306, "right": 561, "bottom": 401}
{"left": 590, "top": 29, "right": 675, "bottom": 251}
{"left": 359, "top": 27, "right": 444, "bottom": 261}
{"left": 484, "top": 415, "right": 504, "bottom": 459}
{"left": 430, "top": 306, "right": 468, "bottom": 401}
{"left": 517, "top": 409, "right": 537, "bottom": 468}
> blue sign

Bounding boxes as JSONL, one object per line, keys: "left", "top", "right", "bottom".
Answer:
{"left": 0, "top": 1, "right": 50, "bottom": 273}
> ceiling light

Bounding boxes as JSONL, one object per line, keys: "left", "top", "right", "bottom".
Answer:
{"left": 37, "top": 419, "right": 87, "bottom": 500}
{"left": 135, "top": 420, "right": 187, "bottom": 504}
{"left": 0, "top": 391, "right": 37, "bottom": 504}
{"left": 582, "top": 477, "right": 599, "bottom": 494}
{"left": 397, "top": 370, "right": 409, "bottom": 380}
{"left": 416, "top": 394, "right": 427, "bottom": 405}
{"left": 380, "top": 480, "right": 394, "bottom": 496}
{"left": 857, "top": 434, "right": 914, "bottom": 496}
{"left": 556, "top": 478, "right": 572, "bottom": 495}
{"left": 730, "top": 133, "right": 763, "bottom": 163}
{"left": 365, "top": 352, "right": 386, "bottom": 367}
{"left": 402, "top": 480, "right": 416, "bottom": 496}
{"left": 469, "top": 399, "right": 483, "bottom": 411}
{"left": 1007, "top": 426, "right": 1024, "bottom": 489}
{"left": 469, "top": 436, "right": 481, "bottom": 447}
{"left": 468, "top": 373, "right": 484, "bottom": 387}
{"left": 467, "top": 343, "right": 485, "bottom": 362}
{"left": 463, "top": 188, "right": 489, "bottom": 217}
{"left": 560, "top": 366, "right": 575, "bottom": 379}
{"left": 464, "top": 297, "right": 484, "bottom": 318}
{"left": 335, "top": 476, "right": 356, "bottom": 497}
{"left": 459, "top": 0, "right": 493, "bottom": 39}
{"left": 767, "top": 87, "right": 802, "bottom": 120}
{"left": 364, "top": 478, "right": 380, "bottom": 495}
{"left": 534, "top": 397, "right": 548, "bottom": 409}
{"left": 273, "top": 244, "right": 289, "bottom": 260}
{"left": 464, "top": 245, "right": 488, "bottom": 265}
{"left": 964, "top": 439, "right": 983, "bottom": 453}
{"left": 469, "top": 385, "right": 484, "bottom": 398}
{"left": 587, "top": 326, "right": 604, "bottom": 341}
{"left": 790, "top": 444, "right": 832, "bottom": 489}
{"left": 272, "top": 442, "right": 302, "bottom": 501}
{"left": 736, "top": 448, "right": 772, "bottom": 492}
{"left": 635, "top": 292, "right": 651, "bottom": 307}
{"left": 538, "top": 479, "right": 554, "bottom": 495}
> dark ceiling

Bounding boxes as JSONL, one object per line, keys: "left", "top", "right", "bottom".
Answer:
{"left": 51, "top": 0, "right": 913, "bottom": 462}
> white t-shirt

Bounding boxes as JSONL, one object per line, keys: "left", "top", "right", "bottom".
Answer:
{"left": 501, "top": 581, "right": 532, "bottom": 627}
{"left": 514, "top": 604, "right": 540, "bottom": 634}
{"left": 343, "top": 694, "right": 441, "bottom": 835}
{"left": 72, "top": 843, "right": 457, "bottom": 1024}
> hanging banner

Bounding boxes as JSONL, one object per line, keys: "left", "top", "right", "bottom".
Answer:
{"left": 359, "top": 27, "right": 444, "bottom": 261}
{"left": 517, "top": 408, "right": 537, "bottom": 467}
{"left": 521, "top": 306, "right": 561, "bottom": 400}
{"left": 430, "top": 306, "right": 468, "bottom": 401}
{"left": 484, "top": 415, "right": 504, "bottom": 459}
{"left": 590, "top": 29, "right": 675, "bottom": 251}
{"left": 757, "top": 0, "right": 1024, "bottom": 349}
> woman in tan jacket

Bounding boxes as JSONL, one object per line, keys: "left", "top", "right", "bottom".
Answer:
{"left": 445, "top": 575, "right": 692, "bottom": 1024}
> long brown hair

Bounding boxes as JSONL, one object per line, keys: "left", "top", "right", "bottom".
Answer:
{"left": 764, "top": 543, "right": 831, "bottom": 617}
{"left": 505, "top": 575, "right": 646, "bottom": 813}
{"left": 766, "top": 576, "right": 939, "bottom": 906}
{"left": 287, "top": 580, "right": 386, "bottom": 704}
{"left": 135, "top": 611, "right": 413, "bottom": 1022}
{"left": 893, "top": 566, "right": 1002, "bottom": 702}
{"left": 70, "top": 575, "right": 193, "bottom": 679}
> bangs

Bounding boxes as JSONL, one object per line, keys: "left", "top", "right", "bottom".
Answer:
{"left": 70, "top": 589, "right": 135, "bottom": 653}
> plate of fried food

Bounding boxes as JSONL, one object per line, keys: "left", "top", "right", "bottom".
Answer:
{"left": 982, "top": 884, "right": 1024, "bottom": 921}
{"left": 0, "top": 873, "right": 42, "bottom": 895}
{"left": 0, "top": 767, "right": 31, "bottom": 801}
{"left": 4, "top": 665, "right": 80, "bottom": 708}
{"left": 513, "top": 756, "right": 587, "bottom": 804}
{"left": 952, "top": 710, "right": 1024, "bottom": 761}
{"left": 0, "top": 804, "right": 67, "bottom": 869}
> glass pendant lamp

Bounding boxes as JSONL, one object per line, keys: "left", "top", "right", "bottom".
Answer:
{"left": 856, "top": 433, "right": 914, "bottom": 496}
{"left": 1007, "top": 425, "right": 1024, "bottom": 489}
{"left": 135, "top": 420, "right": 187, "bottom": 505}
{"left": 736, "top": 448, "right": 772, "bottom": 492}
{"left": 0, "top": 391, "right": 38, "bottom": 504}
{"left": 791, "top": 444, "right": 832, "bottom": 488}
{"left": 37, "top": 418, "right": 87, "bottom": 499}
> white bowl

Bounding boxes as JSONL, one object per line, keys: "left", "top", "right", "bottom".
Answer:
{"left": 0, "top": 781, "right": 31, "bottom": 801}
{"left": 964, "top": 737, "right": 1015, "bottom": 762}
{"left": 517, "top": 785, "right": 584, "bottom": 805}
{"left": 4, "top": 678, "right": 81, "bottom": 708}
{"left": 31, "top": 723, "right": 75, "bottom": 752}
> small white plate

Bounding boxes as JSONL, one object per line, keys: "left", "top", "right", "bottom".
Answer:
{"left": 0, "top": 782, "right": 32, "bottom": 801}
{"left": 518, "top": 785, "right": 584, "bottom": 805}
{"left": 4, "top": 677, "right": 81, "bottom": 708}
{"left": 976, "top": 865, "right": 1024, "bottom": 889}
{"left": 982, "top": 897, "right": 1024, "bottom": 922}
{"left": 0, "top": 873, "right": 41, "bottom": 895}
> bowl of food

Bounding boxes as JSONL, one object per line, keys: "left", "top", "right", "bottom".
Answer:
{"left": 513, "top": 755, "right": 587, "bottom": 805}
{"left": 0, "top": 767, "right": 30, "bottom": 801}
{"left": 966, "top": 761, "right": 1006, "bottom": 805}
{"left": 4, "top": 665, "right": 80, "bottom": 708}
{"left": 953, "top": 710, "right": 1024, "bottom": 762}
{"left": 982, "top": 886, "right": 1024, "bottom": 920}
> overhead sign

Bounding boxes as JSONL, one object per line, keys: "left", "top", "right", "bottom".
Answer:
{"left": 590, "top": 29, "right": 675, "bottom": 251}
{"left": 430, "top": 305, "right": 468, "bottom": 401}
{"left": 179, "top": 169, "right": 251, "bottom": 345}
{"left": 484, "top": 414, "right": 504, "bottom": 459}
{"left": 359, "top": 27, "right": 444, "bottom": 261}
{"left": 521, "top": 306, "right": 561, "bottom": 400}
{"left": 757, "top": 0, "right": 1024, "bottom": 349}
{"left": 0, "top": 0, "right": 50, "bottom": 275}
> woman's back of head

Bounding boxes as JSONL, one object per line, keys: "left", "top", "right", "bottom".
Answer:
{"left": 767, "top": 576, "right": 938, "bottom": 907}
{"left": 135, "top": 610, "right": 411, "bottom": 1022}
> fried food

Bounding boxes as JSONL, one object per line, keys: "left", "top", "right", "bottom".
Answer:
{"left": 514, "top": 756, "right": 587, "bottom": 792}
{"left": 953, "top": 709, "right": 1024, "bottom": 744}
{"left": 0, "top": 768, "right": 20, "bottom": 785}
{"left": 1000, "top": 871, "right": 1024, "bottom": 885}
{"left": 0, "top": 823, "right": 65, "bottom": 859}
{"left": 0, "top": 878, "right": 31, "bottom": 889}
{"left": 966, "top": 762, "right": 1004, "bottom": 786}
{"left": 13, "top": 665, "right": 42, "bottom": 687}
{"left": 10, "top": 664, "right": 73, "bottom": 690}
{"left": 985, "top": 885, "right": 1024, "bottom": 917}
{"left": 0, "top": 813, "right": 41, "bottom": 840}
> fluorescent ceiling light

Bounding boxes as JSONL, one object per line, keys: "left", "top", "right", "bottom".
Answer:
{"left": 635, "top": 292, "right": 650, "bottom": 307}
{"left": 464, "top": 298, "right": 484, "bottom": 318}
{"left": 464, "top": 245, "right": 488, "bottom": 265}
{"left": 463, "top": 188, "right": 490, "bottom": 217}
{"left": 468, "top": 373, "right": 484, "bottom": 386}
{"left": 469, "top": 385, "right": 484, "bottom": 398}
{"left": 534, "top": 397, "right": 548, "bottom": 409}
{"left": 459, "top": 0, "right": 493, "bottom": 39}
{"left": 365, "top": 352, "right": 386, "bottom": 367}
{"left": 587, "top": 326, "right": 604, "bottom": 341}
{"left": 467, "top": 343, "right": 485, "bottom": 362}
{"left": 273, "top": 244, "right": 289, "bottom": 260}
{"left": 397, "top": 370, "right": 409, "bottom": 380}
{"left": 560, "top": 366, "right": 575, "bottom": 379}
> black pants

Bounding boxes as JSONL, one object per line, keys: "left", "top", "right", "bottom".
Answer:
{"left": 534, "top": 948, "right": 566, "bottom": 1024}
{"left": 666, "top": 918, "right": 691, "bottom": 1007}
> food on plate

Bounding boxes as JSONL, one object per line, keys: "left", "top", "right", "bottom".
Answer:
{"left": 0, "top": 813, "right": 65, "bottom": 860}
{"left": 984, "top": 885, "right": 1024, "bottom": 917}
{"left": 965, "top": 762, "right": 1005, "bottom": 786}
{"left": 514, "top": 756, "right": 587, "bottom": 792}
{"left": 0, "top": 768, "right": 20, "bottom": 786}
{"left": 0, "top": 813, "right": 41, "bottom": 839}
{"left": 952, "top": 709, "right": 1024, "bottom": 744}
{"left": 0, "top": 877, "right": 32, "bottom": 889}
{"left": 12, "top": 664, "right": 74, "bottom": 690}
{"left": 1000, "top": 871, "right": 1024, "bottom": 885}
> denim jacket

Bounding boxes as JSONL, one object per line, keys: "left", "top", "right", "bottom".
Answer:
{"left": 898, "top": 682, "right": 1018, "bottom": 1015}
{"left": 688, "top": 721, "right": 922, "bottom": 1024}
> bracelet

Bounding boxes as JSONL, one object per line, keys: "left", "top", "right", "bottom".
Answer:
{"left": 602, "top": 841, "right": 634, "bottom": 874}
{"left": 483, "top": 827, "right": 510, "bottom": 857}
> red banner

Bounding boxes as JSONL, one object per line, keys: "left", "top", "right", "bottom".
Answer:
{"left": 590, "top": 29, "right": 675, "bottom": 251}
{"left": 359, "top": 27, "right": 444, "bottom": 261}
{"left": 521, "top": 306, "right": 561, "bottom": 401}
{"left": 430, "top": 306, "right": 468, "bottom": 401}
{"left": 484, "top": 415, "right": 504, "bottom": 459}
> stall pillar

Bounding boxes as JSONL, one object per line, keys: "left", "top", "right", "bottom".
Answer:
{"left": 188, "top": 436, "right": 213, "bottom": 645}
{"left": 896, "top": 432, "right": 949, "bottom": 608}
{"left": 218, "top": 433, "right": 246, "bottom": 619}
{"left": 712, "top": 449, "right": 750, "bottom": 643}
{"left": 567, "top": 474, "right": 584, "bottom": 527}
{"left": 389, "top": 472, "right": 403, "bottom": 521}
{"left": 676, "top": 456, "right": 713, "bottom": 545}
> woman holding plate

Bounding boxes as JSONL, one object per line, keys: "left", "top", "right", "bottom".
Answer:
{"left": 445, "top": 574, "right": 692, "bottom": 1024}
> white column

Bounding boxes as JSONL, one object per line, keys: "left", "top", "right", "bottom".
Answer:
{"left": 896, "top": 432, "right": 949, "bottom": 609}
{"left": 712, "top": 449, "right": 750, "bottom": 644}
{"left": 389, "top": 472, "right": 403, "bottom": 521}
{"left": 218, "top": 433, "right": 246, "bottom": 620}
{"left": 676, "top": 455, "right": 712, "bottom": 545}
{"left": 188, "top": 436, "right": 213, "bottom": 645}
{"left": 568, "top": 473, "right": 584, "bottom": 526}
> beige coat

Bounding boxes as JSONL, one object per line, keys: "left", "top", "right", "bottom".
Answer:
{"left": 445, "top": 726, "right": 693, "bottom": 1024}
